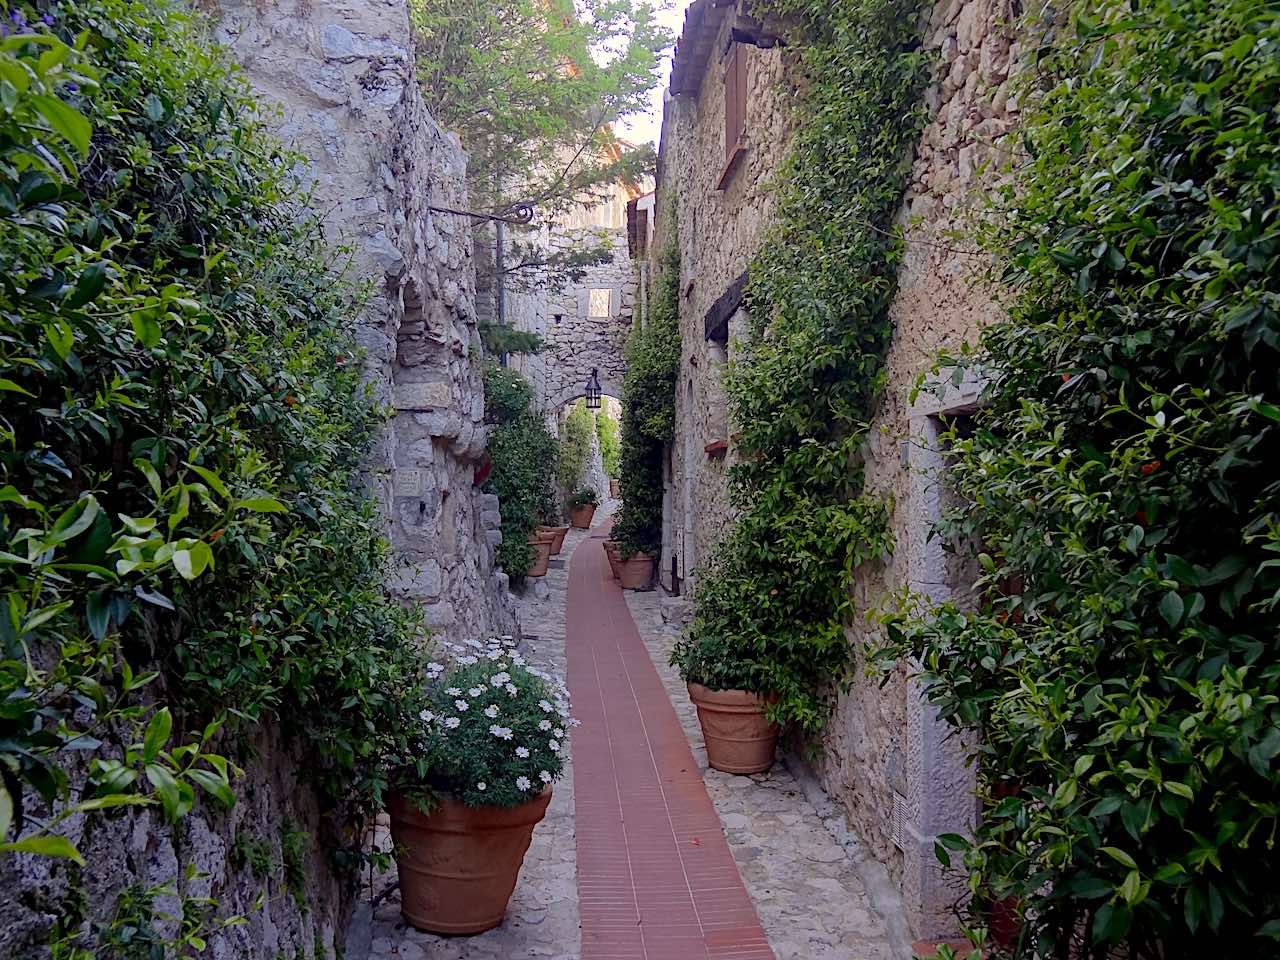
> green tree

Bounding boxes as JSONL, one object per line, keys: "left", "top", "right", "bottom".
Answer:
{"left": 410, "top": 0, "right": 668, "bottom": 217}
{"left": 597, "top": 409, "right": 620, "bottom": 479}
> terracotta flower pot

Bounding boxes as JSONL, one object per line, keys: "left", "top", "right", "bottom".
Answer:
{"left": 687, "top": 683, "right": 779, "bottom": 774}
{"left": 526, "top": 533, "right": 554, "bottom": 577}
{"left": 568, "top": 503, "right": 596, "bottom": 529}
{"left": 608, "top": 478, "right": 620, "bottom": 498}
{"left": 618, "top": 551, "right": 654, "bottom": 590}
{"left": 389, "top": 790, "right": 552, "bottom": 935}
{"left": 539, "top": 525, "right": 569, "bottom": 556}
{"left": 603, "top": 541, "right": 622, "bottom": 579}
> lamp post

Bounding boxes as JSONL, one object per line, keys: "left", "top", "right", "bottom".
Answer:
{"left": 585, "top": 368, "right": 602, "bottom": 410}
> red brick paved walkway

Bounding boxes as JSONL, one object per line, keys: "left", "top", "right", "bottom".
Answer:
{"left": 566, "top": 522, "right": 774, "bottom": 960}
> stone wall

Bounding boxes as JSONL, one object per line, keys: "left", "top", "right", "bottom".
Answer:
{"left": 654, "top": 4, "right": 797, "bottom": 595}
{"left": 653, "top": 0, "right": 1026, "bottom": 939}
{"left": 0, "top": 723, "right": 350, "bottom": 959}
{"left": 214, "top": 0, "right": 518, "bottom": 642}
{"left": 506, "top": 226, "right": 634, "bottom": 414}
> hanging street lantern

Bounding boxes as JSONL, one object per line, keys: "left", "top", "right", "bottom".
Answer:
{"left": 585, "top": 368, "right": 602, "bottom": 410}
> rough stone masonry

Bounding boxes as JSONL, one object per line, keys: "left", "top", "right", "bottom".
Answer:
{"left": 215, "top": 0, "right": 518, "bottom": 643}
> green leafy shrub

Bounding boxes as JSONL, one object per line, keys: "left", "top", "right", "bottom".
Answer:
{"left": 596, "top": 409, "right": 620, "bottom": 479}
{"left": 557, "top": 400, "right": 595, "bottom": 491}
{"left": 615, "top": 232, "right": 680, "bottom": 556}
{"left": 0, "top": 0, "right": 423, "bottom": 895}
{"left": 399, "top": 637, "right": 572, "bottom": 809}
{"left": 879, "top": 0, "right": 1280, "bottom": 952}
{"left": 674, "top": 0, "right": 928, "bottom": 729}
{"left": 483, "top": 365, "right": 557, "bottom": 577}
{"left": 568, "top": 488, "right": 598, "bottom": 509}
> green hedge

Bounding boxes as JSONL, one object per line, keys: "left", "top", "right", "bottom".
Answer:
{"left": 0, "top": 0, "right": 423, "bottom": 933}
{"left": 483, "top": 365, "right": 557, "bottom": 577}
{"left": 881, "top": 0, "right": 1280, "bottom": 952}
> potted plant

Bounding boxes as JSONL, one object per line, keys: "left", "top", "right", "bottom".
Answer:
{"left": 567, "top": 488, "right": 598, "bottom": 529}
{"left": 670, "top": 631, "right": 778, "bottom": 774}
{"left": 389, "top": 637, "right": 574, "bottom": 934}
{"left": 526, "top": 530, "right": 555, "bottom": 577}
{"left": 538, "top": 524, "right": 569, "bottom": 556}
{"left": 603, "top": 540, "right": 622, "bottom": 579}
{"left": 616, "top": 544, "right": 654, "bottom": 590}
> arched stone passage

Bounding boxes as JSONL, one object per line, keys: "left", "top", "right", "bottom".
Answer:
{"left": 536, "top": 228, "right": 633, "bottom": 414}
{"left": 545, "top": 379, "right": 623, "bottom": 416}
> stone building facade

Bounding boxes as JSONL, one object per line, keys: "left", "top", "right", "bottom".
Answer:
{"left": 215, "top": 0, "right": 518, "bottom": 643}
{"left": 649, "top": 0, "right": 1025, "bottom": 940}
{"left": 0, "top": 3, "right": 521, "bottom": 957}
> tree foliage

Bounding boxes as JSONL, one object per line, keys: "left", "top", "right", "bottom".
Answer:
{"left": 673, "top": 0, "right": 928, "bottom": 732}
{"left": 597, "top": 408, "right": 620, "bottom": 479}
{"left": 409, "top": 0, "right": 668, "bottom": 217}
{"left": 0, "top": 0, "right": 427, "bottom": 931}
{"left": 880, "top": 0, "right": 1280, "bottom": 952}
{"left": 557, "top": 400, "right": 595, "bottom": 493}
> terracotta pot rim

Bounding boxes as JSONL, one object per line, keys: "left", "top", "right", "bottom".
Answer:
{"left": 687, "top": 682, "right": 778, "bottom": 707}
{"left": 389, "top": 787, "right": 552, "bottom": 824}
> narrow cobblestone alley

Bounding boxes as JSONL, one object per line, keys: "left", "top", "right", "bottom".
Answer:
{"left": 350, "top": 505, "right": 901, "bottom": 959}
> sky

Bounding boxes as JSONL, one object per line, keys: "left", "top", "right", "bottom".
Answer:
{"left": 617, "top": 1, "right": 694, "bottom": 147}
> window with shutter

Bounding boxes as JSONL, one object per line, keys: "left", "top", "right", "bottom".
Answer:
{"left": 724, "top": 44, "right": 747, "bottom": 160}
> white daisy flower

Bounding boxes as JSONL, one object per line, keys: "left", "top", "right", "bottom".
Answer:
{"left": 516, "top": 776, "right": 531, "bottom": 791}
{"left": 445, "top": 687, "right": 462, "bottom": 697}
{"left": 539, "top": 719, "right": 552, "bottom": 731}
{"left": 553, "top": 727, "right": 564, "bottom": 737}
{"left": 419, "top": 709, "right": 435, "bottom": 723}
{"left": 484, "top": 704, "right": 500, "bottom": 719}
{"left": 476, "top": 782, "right": 487, "bottom": 792}
{"left": 489, "top": 725, "right": 513, "bottom": 740}
{"left": 549, "top": 739, "right": 560, "bottom": 751}
{"left": 505, "top": 683, "right": 518, "bottom": 696}
{"left": 454, "top": 699, "right": 469, "bottom": 711}
{"left": 465, "top": 639, "right": 482, "bottom": 649}
{"left": 459, "top": 655, "right": 478, "bottom": 666}
{"left": 490, "top": 672, "right": 511, "bottom": 687}
{"left": 538, "top": 700, "right": 554, "bottom": 713}
{"left": 444, "top": 717, "right": 461, "bottom": 729}
{"left": 515, "top": 746, "right": 530, "bottom": 758}
{"left": 539, "top": 770, "right": 552, "bottom": 783}
{"left": 485, "top": 649, "right": 503, "bottom": 660}
{"left": 426, "top": 662, "right": 444, "bottom": 676}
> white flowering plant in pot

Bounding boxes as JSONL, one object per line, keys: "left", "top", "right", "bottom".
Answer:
{"left": 412, "top": 637, "right": 573, "bottom": 808}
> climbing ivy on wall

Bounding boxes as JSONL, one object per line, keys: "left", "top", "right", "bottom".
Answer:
{"left": 673, "top": 0, "right": 929, "bottom": 731}
{"left": 615, "top": 231, "right": 680, "bottom": 558}
{"left": 483, "top": 365, "right": 557, "bottom": 577}
{"left": 0, "top": 0, "right": 426, "bottom": 941}
{"left": 879, "top": 0, "right": 1280, "bottom": 953}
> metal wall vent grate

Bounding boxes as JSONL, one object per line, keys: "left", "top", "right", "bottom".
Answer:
{"left": 891, "top": 790, "right": 909, "bottom": 851}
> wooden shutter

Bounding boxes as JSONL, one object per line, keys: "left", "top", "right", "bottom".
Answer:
{"left": 724, "top": 44, "right": 747, "bottom": 160}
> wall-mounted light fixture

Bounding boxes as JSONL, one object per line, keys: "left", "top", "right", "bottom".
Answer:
{"left": 585, "top": 368, "right": 602, "bottom": 410}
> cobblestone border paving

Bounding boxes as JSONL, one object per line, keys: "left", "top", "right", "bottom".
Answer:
{"left": 352, "top": 517, "right": 603, "bottom": 960}
{"left": 622, "top": 590, "right": 908, "bottom": 960}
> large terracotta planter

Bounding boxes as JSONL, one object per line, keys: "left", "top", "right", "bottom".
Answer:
{"left": 389, "top": 790, "right": 552, "bottom": 935}
{"left": 526, "top": 533, "right": 554, "bottom": 577}
{"left": 568, "top": 503, "right": 596, "bottom": 529}
{"left": 687, "top": 683, "right": 779, "bottom": 774}
{"left": 539, "top": 525, "right": 569, "bottom": 556}
{"left": 608, "top": 478, "right": 620, "bottom": 499}
{"left": 603, "top": 541, "right": 622, "bottom": 579}
{"left": 617, "top": 551, "right": 654, "bottom": 590}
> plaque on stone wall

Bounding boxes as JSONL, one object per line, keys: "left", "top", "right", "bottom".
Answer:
{"left": 393, "top": 468, "right": 426, "bottom": 498}
{"left": 393, "top": 381, "right": 451, "bottom": 410}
